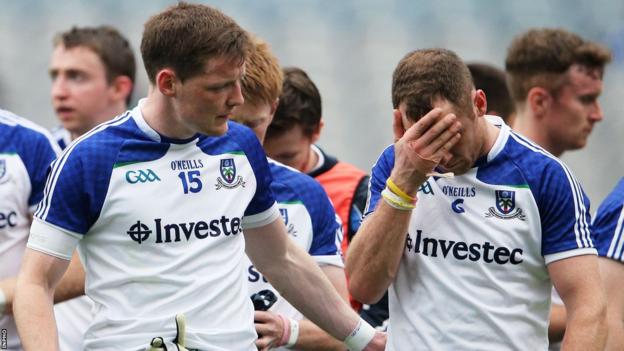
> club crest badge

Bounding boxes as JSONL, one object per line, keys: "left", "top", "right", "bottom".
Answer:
{"left": 0, "top": 160, "right": 7, "bottom": 183}
{"left": 215, "top": 158, "right": 245, "bottom": 189}
{"left": 279, "top": 208, "right": 298, "bottom": 237}
{"left": 485, "top": 190, "right": 526, "bottom": 220}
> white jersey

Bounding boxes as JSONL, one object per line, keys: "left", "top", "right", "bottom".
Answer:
{"left": 365, "top": 117, "right": 595, "bottom": 350}
{"left": 245, "top": 158, "right": 343, "bottom": 328}
{"left": 0, "top": 109, "right": 60, "bottom": 350}
{"left": 28, "top": 102, "right": 279, "bottom": 350}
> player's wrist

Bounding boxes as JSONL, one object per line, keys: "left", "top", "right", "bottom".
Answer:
{"left": 276, "top": 313, "right": 299, "bottom": 348}
{"left": 387, "top": 172, "right": 423, "bottom": 197}
{"left": 343, "top": 318, "right": 377, "bottom": 351}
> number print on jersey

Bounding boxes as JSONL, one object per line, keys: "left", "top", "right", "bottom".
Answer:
{"left": 178, "top": 170, "right": 203, "bottom": 194}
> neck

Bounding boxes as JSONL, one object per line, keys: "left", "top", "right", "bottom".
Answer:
{"left": 477, "top": 117, "right": 500, "bottom": 159}
{"left": 140, "top": 90, "right": 196, "bottom": 140}
{"left": 302, "top": 145, "right": 319, "bottom": 173}
{"left": 513, "top": 107, "right": 563, "bottom": 157}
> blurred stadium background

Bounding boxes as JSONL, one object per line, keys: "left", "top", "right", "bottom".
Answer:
{"left": 1, "top": 0, "right": 622, "bottom": 205}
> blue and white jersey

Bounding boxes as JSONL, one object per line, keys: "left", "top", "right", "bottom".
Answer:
{"left": 0, "top": 109, "right": 60, "bottom": 350}
{"left": 51, "top": 125, "right": 72, "bottom": 150}
{"left": 365, "top": 117, "right": 595, "bottom": 351}
{"left": 27, "top": 102, "right": 279, "bottom": 351}
{"left": 593, "top": 177, "right": 624, "bottom": 261}
{"left": 246, "top": 159, "right": 343, "bottom": 325}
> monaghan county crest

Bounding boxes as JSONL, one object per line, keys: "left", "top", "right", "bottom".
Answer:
{"left": 0, "top": 160, "right": 7, "bottom": 183}
{"left": 485, "top": 190, "right": 526, "bottom": 220}
{"left": 215, "top": 158, "right": 246, "bottom": 190}
{"left": 279, "top": 208, "right": 298, "bottom": 237}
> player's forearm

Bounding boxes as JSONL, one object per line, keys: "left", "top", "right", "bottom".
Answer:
{"left": 294, "top": 320, "right": 347, "bottom": 351}
{"left": 560, "top": 302, "right": 607, "bottom": 351}
{"left": 345, "top": 201, "right": 411, "bottom": 304}
{"left": 548, "top": 303, "right": 566, "bottom": 343}
{"left": 0, "top": 277, "right": 16, "bottom": 315}
{"left": 14, "top": 280, "right": 59, "bottom": 351}
{"left": 262, "top": 242, "right": 360, "bottom": 341}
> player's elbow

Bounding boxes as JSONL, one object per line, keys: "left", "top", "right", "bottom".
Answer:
{"left": 347, "top": 277, "right": 385, "bottom": 305}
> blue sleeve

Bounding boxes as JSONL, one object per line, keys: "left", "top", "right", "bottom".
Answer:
{"left": 34, "top": 139, "right": 117, "bottom": 235}
{"left": 538, "top": 161, "right": 594, "bottom": 255}
{"left": 228, "top": 123, "right": 275, "bottom": 216}
{"left": 593, "top": 178, "right": 624, "bottom": 260}
{"left": 13, "top": 126, "right": 60, "bottom": 207}
{"left": 307, "top": 181, "right": 342, "bottom": 256}
{"left": 364, "top": 145, "right": 394, "bottom": 217}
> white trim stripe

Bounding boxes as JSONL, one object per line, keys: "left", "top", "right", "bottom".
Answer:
{"left": 606, "top": 205, "right": 624, "bottom": 259}
{"left": 510, "top": 132, "right": 592, "bottom": 249}
{"left": 35, "top": 112, "right": 132, "bottom": 220}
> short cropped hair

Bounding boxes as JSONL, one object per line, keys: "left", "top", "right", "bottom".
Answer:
{"left": 241, "top": 36, "right": 283, "bottom": 106}
{"left": 505, "top": 28, "right": 611, "bottom": 102}
{"left": 141, "top": 2, "right": 251, "bottom": 84}
{"left": 392, "top": 48, "right": 473, "bottom": 122}
{"left": 54, "top": 25, "right": 136, "bottom": 103}
{"left": 467, "top": 62, "right": 514, "bottom": 122}
{"left": 268, "top": 67, "right": 322, "bottom": 138}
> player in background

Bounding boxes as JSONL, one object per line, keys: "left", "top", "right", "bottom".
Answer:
{"left": 14, "top": 3, "right": 384, "bottom": 351}
{"left": 263, "top": 67, "right": 378, "bottom": 320}
{"left": 0, "top": 25, "right": 136, "bottom": 350}
{"left": 505, "top": 28, "right": 611, "bottom": 348}
{"left": 0, "top": 109, "right": 60, "bottom": 350}
{"left": 231, "top": 35, "right": 364, "bottom": 351}
{"left": 467, "top": 62, "right": 515, "bottom": 125}
{"left": 592, "top": 178, "right": 624, "bottom": 350}
{"left": 346, "top": 48, "right": 606, "bottom": 350}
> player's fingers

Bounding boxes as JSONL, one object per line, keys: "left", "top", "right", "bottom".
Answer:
{"left": 401, "top": 108, "right": 443, "bottom": 141}
{"left": 254, "top": 311, "right": 271, "bottom": 323}
{"left": 415, "top": 113, "right": 458, "bottom": 148}
{"left": 254, "top": 335, "right": 273, "bottom": 351}
{"left": 421, "top": 121, "right": 461, "bottom": 155}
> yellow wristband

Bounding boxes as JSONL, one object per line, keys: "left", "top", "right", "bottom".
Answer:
{"left": 386, "top": 178, "right": 416, "bottom": 203}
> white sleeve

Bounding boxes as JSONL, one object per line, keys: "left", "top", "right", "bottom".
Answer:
{"left": 27, "top": 218, "right": 81, "bottom": 260}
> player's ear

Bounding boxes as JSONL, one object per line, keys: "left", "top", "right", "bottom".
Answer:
{"left": 473, "top": 89, "right": 487, "bottom": 117}
{"left": 110, "top": 75, "right": 133, "bottom": 103}
{"left": 310, "top": 119, "right": 323, "bottom": 143}
{"left": 527, "top": 87, "right": 552, "bottom": 119}
{"left": 156, "top": 69, "right": 177, "bottom": 97}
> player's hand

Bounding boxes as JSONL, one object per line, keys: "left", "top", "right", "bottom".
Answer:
{"left": 391, "top": 108, "right": 461, "bottom": 194}
{"left": 254, "top": 310, "right": 286, "bottom": 351}
{"left": 361, "top": 331, "right": 387, "bottom": 351}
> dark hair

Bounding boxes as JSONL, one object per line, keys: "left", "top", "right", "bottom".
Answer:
{"left": 268, "top": 67, "right": 322, "bottom": 139}
{"left": 54, "top": 25, "right": 136, "bottom": 104}
{"left": 392, "top": 48, "right": 473, "bottom": 122}
{"left": 141, "top": 2, "right": 251, "bottom": 84}
{"left": 505, "top": 28, "right": 612, "bottom": 102}
{"left": 467, "top": 62, "right": 514, "bottom": 123}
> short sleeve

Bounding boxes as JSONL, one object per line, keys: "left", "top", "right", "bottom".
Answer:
{"left": 539, "top": 162, "right": 596, "bottom": 262}
{"left": 364, "top": 145, "right": 395, "bottom": 218}
{"left": 593, "top": 179, "right": 624, "bottom": 260}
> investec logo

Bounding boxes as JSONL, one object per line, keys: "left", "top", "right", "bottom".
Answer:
{"left": 125, "top": 169, "right": 161, "bottom": 184}
{"left": 126, "top": 216, "right": 242, "bottom": 244}
{"left": 405, "top": 229, "right": 524, "bottom": 265}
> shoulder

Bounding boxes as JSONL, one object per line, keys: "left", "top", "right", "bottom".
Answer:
{"left": 370, "top": 144, "right": 395, "bottom": 179}
{"left": 269, "top": 159, "right": 326, "bottom": 201}
{"left": 0, "top": 109, "right": 59, "bottom": 153}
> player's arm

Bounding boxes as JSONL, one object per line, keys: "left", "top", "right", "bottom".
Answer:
{"left": 0, "top": 251, "right": 84, "bottom": 315}
{"left": 245, "top": 218, "right": 385, "bottom": 351}
{"left": 14, "top": 249, "right": 71, "bottom": 351}
{"left": 599, "top": 257, "right": 624, "bottom": 351}
{"left": 346, "top": 108, "right": 461, "bottom": 303}
{"left": 548, "top": 254, "right": 607, "bottom": 351}
{"left": 548, "top": 303, "right": 567, "bottom": 343}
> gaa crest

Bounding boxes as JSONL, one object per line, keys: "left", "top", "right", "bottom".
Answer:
{"left": 215, "top": 158, "right": 245, "bottom": 189}
{"left": 485, "top": 190, "right": 526, "bottom": 220}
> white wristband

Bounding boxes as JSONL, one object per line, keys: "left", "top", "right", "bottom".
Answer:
{"left": 344, "top": 319, "right": 376, "bottom": 351}
{"left": 0, "top": 289, "right": 5, "bottom": 317}
{"left": 285, "top": 318, "right": 299, "bottom": 348}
